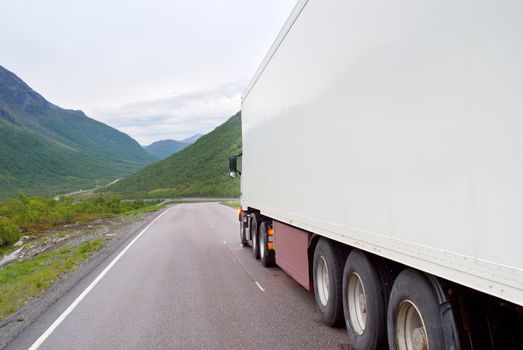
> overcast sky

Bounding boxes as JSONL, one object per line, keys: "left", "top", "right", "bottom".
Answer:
{"left": 0, "top": 0, "right": 297, "bottom": 144}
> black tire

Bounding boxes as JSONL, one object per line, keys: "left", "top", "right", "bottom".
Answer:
{"left": 387, "top": 269, "right": 446, "bottom": 350}
{"left": 240, "top": 216, "right": 248, "bottom": 246}
{"left": 250, "top": 214, "right": 260, "bottom": 259}
{"left": 342, "top": 250, "right": 390, "bottom": 350}
{"left": 313, "top": 238, "right": 344, "bottom": 327}
{"left": 259, "top": 221, "right": 275, "bottom": 267}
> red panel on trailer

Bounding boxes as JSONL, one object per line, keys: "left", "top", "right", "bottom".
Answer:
{"left": 274, "top": 221, "right": 311, "bottom": 291}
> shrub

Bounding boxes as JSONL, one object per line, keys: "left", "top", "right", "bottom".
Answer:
{"left": 0, "top": 195, "right": 158, "bottom": 246}
{"left": 0, "top": 218, "right": 21, "bottom": 247}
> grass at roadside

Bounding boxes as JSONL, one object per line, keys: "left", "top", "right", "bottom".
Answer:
{"left": 122, "top": 204, "right": 166, "bottom": 216}
{"left": 220, "top": 201, "right": 240, "bottom": 209}
{"left": 0, "top": 197, "right": 165, "bottom": 323}
{"left": 0, "top": 196, "right": 161, "bottom": 248}
{"left": 0, "top": 238, "right": 103, "bottom": 321}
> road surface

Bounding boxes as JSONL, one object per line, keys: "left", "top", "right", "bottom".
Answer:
{"left": 6, "top": 203, "right": 348, "bottom": 349}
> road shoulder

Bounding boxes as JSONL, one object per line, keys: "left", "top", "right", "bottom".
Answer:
{"left": 0, "top": 208, "right": 168, "bottom": 349}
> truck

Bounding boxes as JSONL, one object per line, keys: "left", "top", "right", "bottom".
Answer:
{"left": 229, "top": 0, "right": 523, "bottom": 349}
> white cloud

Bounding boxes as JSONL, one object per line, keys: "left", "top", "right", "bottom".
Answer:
{"left": 93, "top": 80, "right": 246, "bottom": 145}
{"left": 0, "top": 0, "right": 298, "bottom": 144}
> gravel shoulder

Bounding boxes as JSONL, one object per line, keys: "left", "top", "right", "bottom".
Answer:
{"left": 0, "top": 209, "right": 165, "bottom": 349}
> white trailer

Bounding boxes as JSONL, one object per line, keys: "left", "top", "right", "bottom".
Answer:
{"left": 229, "top": 0, "right": 523, "bottom": 349}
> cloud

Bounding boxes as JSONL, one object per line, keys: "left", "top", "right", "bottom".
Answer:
{"left": 92, "top": 80, "right": 246, "bottom": 145}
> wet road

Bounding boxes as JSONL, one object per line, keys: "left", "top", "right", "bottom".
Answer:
{"left": 6, "top": 203, "right": 347, "bottom": 350}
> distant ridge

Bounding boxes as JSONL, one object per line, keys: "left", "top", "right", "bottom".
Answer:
{"left": 181, "top": 133, "right": 203, "bottom": 144}
{"left": 144, "top": 133, "right": 203, "bottom": 160}
{"left": 0, "top": 65, "right": 157, "bottom": 199}
{"left": 105, "top": 113, "right": 241, "bottom": 198}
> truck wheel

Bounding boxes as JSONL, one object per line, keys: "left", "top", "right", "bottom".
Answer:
{"left": 250, "top": 214, "right": 260, "bottom": 259}
{"left": 387, "top": 269, "right": 445, "bottom": 350}
{"left": 259, "top": 221, "right": 275, "bottom": 267}
{"left": 343, "top": 250, "right": 389, "bottom": 350}
{"left": 240, "top": 216, "right": 248, "bottom": 246}
{"left": 313, "top": 238, "right": 344, "bottom": 327}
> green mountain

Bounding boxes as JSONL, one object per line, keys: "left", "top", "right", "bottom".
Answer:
{"left": 106, "top": 112, "right": 241, "bottom": 198}
{"left": 143, "top": 133, "right": 203, "bottom": 160}
{"left": 144, "top": 139, "right": 190, "bottom": 160}
{"left": 0, "top": 65, "right": 157, "bottom": 199}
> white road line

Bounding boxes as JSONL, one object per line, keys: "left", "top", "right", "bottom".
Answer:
{"left": 28, "top": 206, "right": 177, "bottom": 350}
{"left": 255, "top": 281, "right": 265, "bottom": 292}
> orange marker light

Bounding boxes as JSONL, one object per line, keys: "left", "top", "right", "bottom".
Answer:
{"left": 268, "top": 227, "right": 274, "bottom": 236}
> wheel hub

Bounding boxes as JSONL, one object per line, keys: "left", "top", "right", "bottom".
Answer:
{"left": 396, "top": 300, "right": 428, "bottom": 350}
{"left": 260, "top": 231, "right": 265, "bottom": 257}
{"left": 316, "top": 256, "right": 330, "bottom": 307}
{"left": 348, "top": 273, "right": 367, "bottom": 335}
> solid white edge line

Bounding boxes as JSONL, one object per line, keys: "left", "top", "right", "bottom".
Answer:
{"left": 255, "top": 281, "right": 265, "bottom": 292}
{"left": 28, "top": 206, "right": 177, "bottom": 350}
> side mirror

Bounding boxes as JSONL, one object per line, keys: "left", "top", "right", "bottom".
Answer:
{"left": 229, "top": 153, "right": 242, "bottom": 178}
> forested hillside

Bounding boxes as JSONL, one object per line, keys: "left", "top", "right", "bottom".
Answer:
{"left": 106, "top": 112, "right": 241, "bottom": 198}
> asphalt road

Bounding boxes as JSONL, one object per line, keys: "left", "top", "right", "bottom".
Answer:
{"left": 6, "top": 203, "right": 348, "bottom": 350}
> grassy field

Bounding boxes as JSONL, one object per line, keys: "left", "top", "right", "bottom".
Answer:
{"left": 0, "top": 196, "right": 161, "bottom": 248}
{"left": 0, "top": 238, "right": 103, "bottom": 320}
